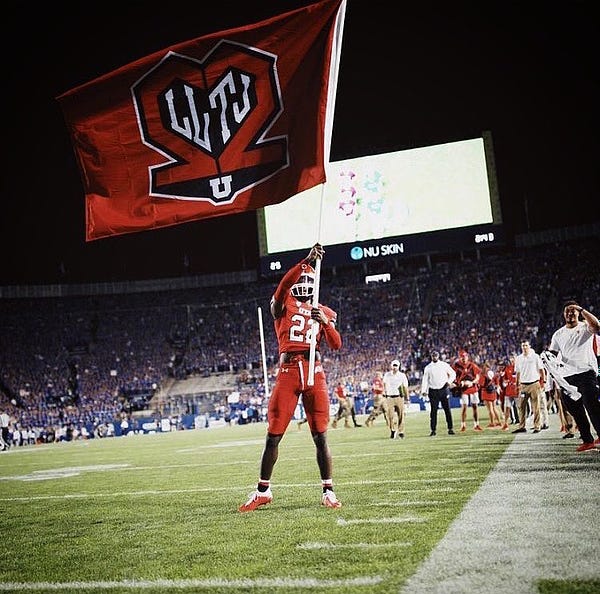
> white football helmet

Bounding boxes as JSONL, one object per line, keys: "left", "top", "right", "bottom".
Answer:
{"left": 291, "top": 272, "right": 315, "bottom": 301}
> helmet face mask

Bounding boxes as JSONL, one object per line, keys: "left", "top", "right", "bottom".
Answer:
{"left": 291, "top": 273, "right": 315, "bottom": 302}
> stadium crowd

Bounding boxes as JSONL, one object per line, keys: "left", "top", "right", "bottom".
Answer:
{"left": 1, "top": 237, "right": 598, "bottom": 447}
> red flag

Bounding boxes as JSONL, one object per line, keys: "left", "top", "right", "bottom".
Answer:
{"left": 57, "top": 0, "right": 345, "bottom": 241}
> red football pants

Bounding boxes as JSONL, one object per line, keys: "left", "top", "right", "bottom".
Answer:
{"left": 268, "top": 360, "right": 330, "bottom": 434}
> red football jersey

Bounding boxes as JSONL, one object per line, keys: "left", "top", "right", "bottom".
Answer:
{"left": 274, "top": 292, "right": 337, "bottom": 354}
{"left": 372, "top": 377, "right": 384, "bottom": 395}
{"left": 502, "top": 364, "right": 519, "bottom": 397}
{"left": 334, "top": 383, "right": 347, "bottom": 400}
{"left": 453, "top": 359, "right": 481, "bottom": 395}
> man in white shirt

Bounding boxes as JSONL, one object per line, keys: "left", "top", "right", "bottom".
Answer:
{"left": 513, "top": 340, "right": 545, "bottom": 434}
{"left": 383, "top": 359, "right": 409, "bottom": 439}
{"left": 549, "top": 300, "right": 600, "bottom": 452}
{"left": 421, "top": 351, "right": 456, "bottom": 436}
{"left": 0, "top": 410, "right": 10, "bottom": 451}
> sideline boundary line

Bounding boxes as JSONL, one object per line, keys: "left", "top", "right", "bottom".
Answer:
{"left": 400, "top": 419, "right": 600, "bottom": 594}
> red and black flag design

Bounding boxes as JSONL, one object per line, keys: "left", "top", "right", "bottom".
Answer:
{"left": 58, "top": 0, "right": 345, "bottom": 241}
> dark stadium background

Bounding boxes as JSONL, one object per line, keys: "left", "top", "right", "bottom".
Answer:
{"left": 3, "top": 1, "right": 598, "bottom": 286}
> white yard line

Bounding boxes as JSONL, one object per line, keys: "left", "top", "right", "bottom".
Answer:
{"left": 0, "top": 577, "right": 384, "bottom": 591}
{"left": 400, "top": 423, "right": 600, "bottom": 594}
{"left": 297, "top": 541, "right": 411, "bottom": 550}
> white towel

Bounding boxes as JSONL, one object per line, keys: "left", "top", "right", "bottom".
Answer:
{"left": 540, "top": 351, "right": 582, "bottom": 401}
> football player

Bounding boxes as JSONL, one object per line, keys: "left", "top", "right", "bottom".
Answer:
{"left": 239, "top": 243, "right": 343, "bottom": 511}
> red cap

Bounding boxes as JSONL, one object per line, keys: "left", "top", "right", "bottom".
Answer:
{"left": 459, "top": 350, "right": 468, "bottom": 357}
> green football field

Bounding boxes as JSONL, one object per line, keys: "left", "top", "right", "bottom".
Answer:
{"left": 1, "top": 410, "right": 599, "bottom": 594}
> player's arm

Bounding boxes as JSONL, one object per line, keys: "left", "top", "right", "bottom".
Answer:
{"left": 420, "top": 370, "right": 428, "bottom": 396}
{"left": 271, "top": 244, "right": 323, "bottom": 319}
{"left": 447, "top": 364, "right": 457, "bottom": 385}
{"left": 312, "top": 307, "right": 342, "bottom": 350}
{"left": 538, "top": 357, "right": 546, "bottom": 386}
{"left": 401, "top": 377, "right": 409, "bottom": 401}
{"left": 580, "top": 306, "right": 600, "bottom": 334}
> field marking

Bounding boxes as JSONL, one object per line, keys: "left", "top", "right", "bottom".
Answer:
{"left": 337, "top": 515, "right": 424, "bottom": 525}
{"left": 390, "top": 486, "right": 455, "bottom": 494}
{"left": 0, "top": 461, "right": 257, "bottom": 482}
{"left": 297, "top": 541, "right": 411, "bottom": 550}
{"left": 400, "top": 424, "right": 600, "bottom": 594}
{"left": 372, "top": 500, "right": 441, "bottom": 506}
{"left": 0, "top": 576, "right": 384, "bottom": 591}
{"left": 0, "top": 474, "right": 475, "bottom": 502}
{"left": 0, "top": 464, "right": 130, "bottom": 482}
{"left": 0, "top": 477, "right": 477, "bottom": 501}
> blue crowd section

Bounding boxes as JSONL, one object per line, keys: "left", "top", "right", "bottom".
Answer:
{"left": 0, "top": 236, "right": 598, "bottom": 443}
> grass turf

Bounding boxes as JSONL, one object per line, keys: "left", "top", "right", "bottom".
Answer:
{"left": 0, "top": 409, "right": 594, "bottom": 593}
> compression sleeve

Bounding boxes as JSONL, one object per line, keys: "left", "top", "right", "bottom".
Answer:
{"left": 272, "top": 260, "right": 310, "bottom": 304}
{"left": 321, "top": 321, "right": 342, "bottom": 351}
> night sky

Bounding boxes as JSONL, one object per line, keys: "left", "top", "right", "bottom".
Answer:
{"left": 3, "top": 1, "right": 598, "bottom": 285}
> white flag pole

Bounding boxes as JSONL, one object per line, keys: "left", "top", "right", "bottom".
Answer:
{"left": 257, "top": 306, "right": 270, "bottom": 398}
{"left": 308, "top": 247, "right": 323, "bottom": 386}
{"left": 308, "top": 0, "right": 347, "bottom": 386}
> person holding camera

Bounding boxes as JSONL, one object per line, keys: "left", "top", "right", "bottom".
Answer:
{"left": 453, "top": 350, "right": 483, "bottom": 432}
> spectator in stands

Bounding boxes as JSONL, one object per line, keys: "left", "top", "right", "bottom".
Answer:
{"left": 548, "top": 301, "right": 600, "bottom": 452}
{"left": 1, "top": 237, "right": 597, "bottom": 446}
{"left": 453, "top": 350, "right": 483, "bottom": 432}
{"left": 239, "top": 244, "right": 343, "bottom": 512}
{"left": 421, "top": 350, "right": 456, "bottom": 436}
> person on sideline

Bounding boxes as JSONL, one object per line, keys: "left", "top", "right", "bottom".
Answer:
{"left": 0, "top": 409, "right": 11, "bottom": 451}
{"left": 383, "top": 360, "right": 409, "bottom": 439}
{"left": 239, "top": 244, "right": 343, "bottom": 512}
{"left": 548, "top": 301, "right": 600, "bottom": 452}
{"left": 545, "top": 374, "right": 576, "bottom": 438}
{"left": 365, "top": 371, "right": 387, "bottom": 427}
{"left": 538, "top": 369, "right": 551, "bottom": 431}
{"left": 479, "top": 360, "right": 503, "bottom": 429}
{"left": 512, "top": 340, "right": 545, "bottom": 434}
{"left": 499, "top": 354, "right": 520, "bottom": 431}
{"left": 331, "top": 380, "right": 361, "bottom": 428}
{"left": 421, "top": 351, "right": 456, "bottom": 436}
{"left": 453, "top": 350, "right": 483, "bottom": 432}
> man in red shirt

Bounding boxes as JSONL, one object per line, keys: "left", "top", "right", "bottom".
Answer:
{"left": 365, "top": 371, "right": 387, "bottom": 427}
{"left": 453, "top": 350, "right": 483, "bottom": 432}
{"left": 239, "top": 244, "right": 343, "bottom": 512}
{"left": 331, "top": 381, "right": 352, "bottom": 428}
{"left": 500, "top": 354, "right": 520, "bottom": 430}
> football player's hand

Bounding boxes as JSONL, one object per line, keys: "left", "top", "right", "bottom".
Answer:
{"left": 311, "top": 307, "right": 328, "bottom": 325}
{"left": 307, "top": 243, "right": 324, "bottom": 262}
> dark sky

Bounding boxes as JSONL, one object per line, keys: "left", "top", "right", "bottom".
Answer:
{"left": 3, "top": 1, "right": 598, "bottom": 285}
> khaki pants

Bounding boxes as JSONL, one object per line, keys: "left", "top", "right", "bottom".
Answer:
{"left": 333, "top": 398, "right": 354, "bottom": 428}
{"left": 517, "top": 382, "right": 542, "bottom": 431}
{"left": 366, "top": 395, "right": 386, "bottom": 425}
{"left": 386, "top": 396, "right": 406, "bottom": 435}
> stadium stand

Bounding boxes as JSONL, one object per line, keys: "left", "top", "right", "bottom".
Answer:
{"left": 1, "top": 229, "right": 598, "bottom": 444}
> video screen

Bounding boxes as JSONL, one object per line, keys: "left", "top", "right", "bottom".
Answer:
{"left": 257, "top": 133, "right": 502, "bottom": 273}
